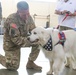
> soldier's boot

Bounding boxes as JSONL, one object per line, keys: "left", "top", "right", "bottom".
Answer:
{"left": 0, "top": 54, "right": 6, "bottom": 67}
{"left": 26, "top": 60, "right": 42, "bottom": 71}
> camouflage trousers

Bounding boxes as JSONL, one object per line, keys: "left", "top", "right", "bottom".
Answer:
{"left": 0, "top": 49, "right": 20, "bottom": 70}
{"left": 0, "top": 41, "right": 40, "bottom": 70}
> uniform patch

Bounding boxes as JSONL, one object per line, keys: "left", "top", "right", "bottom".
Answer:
{"left": 10, "top": 23, "right": 18, "bottom": 36}
{"left": 11, "top": 23, "right": 17, "bottom": 29}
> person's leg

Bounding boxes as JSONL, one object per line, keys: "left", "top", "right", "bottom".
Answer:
{"left": 59, "top": 26, "right": 72, "bottom": 31}
{"left": 0, "top": 54, "right": 6, "bottom": 67}
{"left": 28, "top": 45, "right": 40, "bottom": 61}
{"left": 23, "top": 39, "right": 42, "bottom": 70}
{"left": 0, "top": 48, "right": 20, "bottom": 70}
{"left": 26, "top": 45, "right": 42, "bottom": 70}
{"left": 59, "top": 26, "right": 66, "bottom": 31}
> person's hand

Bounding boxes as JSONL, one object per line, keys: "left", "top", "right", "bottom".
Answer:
{"left": 67, "top": 11, "right": 73, "bottom": 16}
{"left": 61, "top": 10, "right": 68, "bottom": 14}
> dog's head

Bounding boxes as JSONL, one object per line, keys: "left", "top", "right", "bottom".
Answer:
{"left": 27, "top": 27, "right": 50, "bottom": 45}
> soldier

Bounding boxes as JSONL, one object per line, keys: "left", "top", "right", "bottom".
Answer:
{"left": 0, "top": 1, "right": 42, "bottom": 70}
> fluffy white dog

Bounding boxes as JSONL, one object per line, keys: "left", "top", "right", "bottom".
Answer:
{"left": 27, "top": 27, "right": 76, "bottom": 75}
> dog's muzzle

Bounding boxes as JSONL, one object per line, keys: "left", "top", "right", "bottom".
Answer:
{"left": 27, "top": 37, "right": 39, "bottom": 43}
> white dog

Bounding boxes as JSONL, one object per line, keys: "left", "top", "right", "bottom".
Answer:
{"left": 28, "top": 27, "right": 76, "bottom": 75}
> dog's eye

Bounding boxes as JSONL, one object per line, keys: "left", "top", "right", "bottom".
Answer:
{"left": 29, "top": 31, "right": 31, "bottom": 35}
{"left": 27, "top": 31, "right": 31, "bottom": 36}
{"left": 34, "top": 32, "right": 37, "bottom": 34}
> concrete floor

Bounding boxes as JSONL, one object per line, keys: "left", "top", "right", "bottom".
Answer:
{"left": 0, "top": 35, "right": 76, "bottom": 75}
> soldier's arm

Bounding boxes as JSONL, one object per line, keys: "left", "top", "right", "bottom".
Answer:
{"left": 4, "top": 18, "right": 26, "bottom": 46}
{"left": 10, "top": 24, "right": 27, "bottom": 46}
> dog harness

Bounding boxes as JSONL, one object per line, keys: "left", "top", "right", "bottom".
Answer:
{"left": 43, "top": 31, "right": 66, "bottom": 51}
{"left": 43, "top": 36, "right": 53, "bottom": 51}
{"left": 55, "top": 31, "right": 66, "bottom": 46}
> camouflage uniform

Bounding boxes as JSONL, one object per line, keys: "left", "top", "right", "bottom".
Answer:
{"left": 0, "top": 2, "right": 2, "bottom": 24}
{"left": 0, "top": 13, "right": 40, "bottom": 70}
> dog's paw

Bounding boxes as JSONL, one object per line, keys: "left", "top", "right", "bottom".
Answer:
{"left": 65, "top": 62, "right": 70, "bottom": 68}
{"left": 72, "top": 65, "right": 76, "bottom": 70}
{"left": 65, "top": 64, "right": 70, "bottom": 68}
{"left": 47, "top": 71, "right": 53, "bottom": 75}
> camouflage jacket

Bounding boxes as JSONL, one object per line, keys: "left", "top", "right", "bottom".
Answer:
{"left": 3, "top": 13, "right": 35, "bottom": 50}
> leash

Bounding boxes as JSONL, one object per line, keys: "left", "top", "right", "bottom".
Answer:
{"left": 62, "top": 13, "right": 69, "bottom": 22}
{"left": 56, "top": 12, "right": 69, "bottom": 29}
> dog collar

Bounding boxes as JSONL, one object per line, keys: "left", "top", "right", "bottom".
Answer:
{"left": 43, "top": 36, "right": 53, "bottom": 51}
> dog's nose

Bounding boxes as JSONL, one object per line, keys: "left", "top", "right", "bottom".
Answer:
{"left": 27, "top": 37, "right": 30, "bottom": 41}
